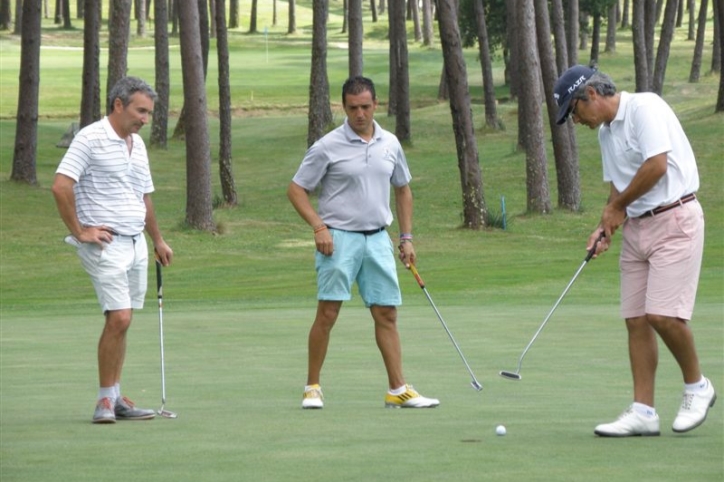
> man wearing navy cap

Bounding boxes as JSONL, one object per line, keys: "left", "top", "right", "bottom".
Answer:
{"left": 554, "top": 66, "right": 715, "bottom": 437}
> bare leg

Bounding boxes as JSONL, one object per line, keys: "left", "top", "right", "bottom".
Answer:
{"left": 626, "top": 316, "right": 658, "bottom": 407}
{"left": 648, "top": 314, "right": 702, "bottom": 384}
{"left": 306, "top": 300, "right": 342, "bottom": 386}
{"left": 371, "top": 305, "right": 405, "bottom": 390}
{"left": 98, "top": 309, "right": 133, "bottom": 389}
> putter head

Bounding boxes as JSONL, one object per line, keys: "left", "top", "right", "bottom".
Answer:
{"left": 471, "top": 380, "right": 483, "bottom": 391}
{"left": 499, "top": 370, "right": 522, "bottom": 381}
{"left": 157, "top": 409, "right": 178, "bottom": 419}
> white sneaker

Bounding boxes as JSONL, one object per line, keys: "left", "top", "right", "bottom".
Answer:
{"left": 302, "top": 384, "right": 324, "bottom": 409}
{"left": 672, "top": 378, "right": 716, "bottom": 433}
{"left": 384, "top": 385, "right": 440, "bottom": 408}
{"left": 594, "top": 406, "right": 660, "bottom": 437}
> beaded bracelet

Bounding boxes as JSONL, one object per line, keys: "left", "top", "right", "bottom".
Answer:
{"left": 313, "top": 224, "right": 327, "bottom": 234}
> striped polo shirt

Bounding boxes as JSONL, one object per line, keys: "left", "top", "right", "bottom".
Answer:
{"left": 56, "top": 117, "right": 154, "bottom": 236}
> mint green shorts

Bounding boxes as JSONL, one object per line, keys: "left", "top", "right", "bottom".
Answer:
{"left": 315, "top": 228, "right": 401, "bottom": 307}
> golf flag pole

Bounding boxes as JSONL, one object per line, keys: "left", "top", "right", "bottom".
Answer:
{"left": 408, "top": 263, "right": 483, "bottom": 391}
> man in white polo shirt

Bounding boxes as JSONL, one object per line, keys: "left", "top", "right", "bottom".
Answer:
{"left": 52, "top": 76, "right": 173, "bottom": 424}
{"left": 287, "top": 76, "right": 439, "bottom": 409}
{"left": 554, "top": 66, "right": 715, "bottom": 437}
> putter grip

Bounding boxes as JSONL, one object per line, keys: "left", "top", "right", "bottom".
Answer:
{"left": 155, "top": 259, "right": 163, "bottom": 296}
{"left": 408, "top": 263, "right": 426, "bottom": 289}
{"left": 584, "top": 231, "right": 606, "bottom": 262}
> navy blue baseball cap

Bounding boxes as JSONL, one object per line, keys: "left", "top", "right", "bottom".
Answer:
{"left": 554, "top": 65, "right": 596, "bottom": 125}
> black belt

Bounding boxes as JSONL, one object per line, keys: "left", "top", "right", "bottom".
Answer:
{"left": 328, "top": 226, "right": 386, "bottom": 236}
{"left": 638, "top": 193, "right": 696, "bottom": 218}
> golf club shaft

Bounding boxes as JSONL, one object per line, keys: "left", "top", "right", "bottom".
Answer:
{"left": 409, "top": 264, "right": 482, "bottom": 389}
{"left": 156, "top": 259, "right": 167, "bottom": 405}
{"left": 512, "top": 232, "right": 605, "bottom": 373}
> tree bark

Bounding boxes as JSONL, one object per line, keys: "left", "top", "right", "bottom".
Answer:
{"left": 11, "top": 0, "right": 41, "bottom": 185}
{"left": 348, "top": 0, "right": 363, "bottom": 77}
{"left": 473, "top": 0, "right": 502, "bottom": 130}
{"left": 437, "top": 0, "right": 487, "bottom": 229}
{"left": 517, "top": 0, "right": 551, "bottom": 214}
{"left": 632, "top": 0, "right": 651, "bottom": 91}
{"left": 151, "top": 0, "right": 170, "bottom": 148}
{"left": 80, "top": 0, "right": 100, "bottom": 128}
{"left": 688, "top": 0, "right": 707, "bottom": 83}
{"left": 389, "top": 0, "right": 410, "bottom": 142}
{"left": 215, "top": 0, "right": 238, "bottom": 206}
{"left": 534, "top": 0, "right": 579, "bottom": 211}
{"left": 178, "top": 0, "right": 216, "bottom": 231}
{"left": 307, "top": 0, "right": 333, "bottom": 147}
{"left": 107, "top": 0, "right": 131, "bottom": 114}
{"left": 652, "top": 0, "right": 680, "bottom": 95}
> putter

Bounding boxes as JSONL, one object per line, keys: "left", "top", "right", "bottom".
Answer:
{"left": 499, "top": 233, "right": 605, "bottom": 381}
{"left": 155, "top": 258, "right": 178, "bottom": 418}
{"left": 408, "top": 262, "right": 483, "bottom": 391}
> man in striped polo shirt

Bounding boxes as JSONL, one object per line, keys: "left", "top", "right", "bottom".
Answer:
{"left": 52, "top": 77, "right": 173, "bottom": 424}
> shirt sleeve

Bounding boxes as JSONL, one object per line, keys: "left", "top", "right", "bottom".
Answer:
{"left": 56, "top": 131, "right": 92, "bottom": 182}
{"left": 292, "top": 140, "right": 329, "bottom": 191}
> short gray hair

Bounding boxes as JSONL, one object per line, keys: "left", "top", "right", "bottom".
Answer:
{"left": 108, "top": 76, "right": 157, "bottom": 108}
{"left": 573, "top": 71, "right": 617, "bottom": 101}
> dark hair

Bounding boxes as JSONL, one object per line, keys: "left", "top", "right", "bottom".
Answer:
{"left": 108, "top": 76, "right": 157, "bottom": 108}
{"left": 341, "top": 76, "right": 376, "bottom": 106}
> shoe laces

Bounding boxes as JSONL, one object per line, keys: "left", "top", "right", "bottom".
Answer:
{"left": 119, "top": 396, "right": 136, "bottom": 408}
{"left": 680, "top": 392, "right": 694, "bottom": 410}
{"left": 97, "top": 397, "right": 113, "bottom": 410}
{"left": 304, "top": 388, "right": 323, "bottom": 399}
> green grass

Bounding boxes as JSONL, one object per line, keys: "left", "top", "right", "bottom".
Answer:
{"left": 1, "top": 10, "right": 723, "bottom": 482}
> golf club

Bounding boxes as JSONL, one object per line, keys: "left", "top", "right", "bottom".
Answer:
{"left": 407, "top": 262, "right": 483, "bottom": 391}
{"left": 499, "top": 232, "right": 605, "bottom": 381}
{"left": 155, "top": 258, "right": 178, "bottom": 418}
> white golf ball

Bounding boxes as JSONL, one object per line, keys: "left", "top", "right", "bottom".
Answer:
{"left": 496, "top": 425, "right": 507, "bottom": 436}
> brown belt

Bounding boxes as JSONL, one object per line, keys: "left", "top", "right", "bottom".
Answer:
{"left": 638, "top": 193, "right": 696, "bottom": 218}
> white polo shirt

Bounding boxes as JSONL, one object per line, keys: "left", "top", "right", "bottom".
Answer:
{"left": 56, "top": 117, "right": 154, "bottom": 235}
{"left": 292, "top": 119, "right": 412, "bottom": 231}
{"left": 598, "top": 92, "right": 699, "bottom": 218}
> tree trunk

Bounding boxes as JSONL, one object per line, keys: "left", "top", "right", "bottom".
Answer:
{"left": 518, "top": 0, "right": 551, "bottom": 214}
{"left": 688, "top": 0, "right": 707, "bottom": 82}
{"left": 107, "top": 0, "right": 131, "bottom": 114}
{"left": 550, "top": 0, "right": 568, "bottom": 74}
{"left": 229, "top": 0, "right": 238, "bottom": 28}
{"left": 437, "top": 0, "right": 487, "bottom": 229}
{"left": 151, "top": 0, "right": 170, "bottom": 148}
{"left": 566, "top": 0, "right": 579, "bottom": 66}
{"left": 11, "top": 0, "right": 41, "bottom": 185}
{"left": 716, "top": 0, "right": 724, "bottom": 111}
{"left": 589, "top": 13, "right": 601, "bottom": 65}
{"left": 215, "top": 0, "right": 238, "bottom": 206}
{"left": 534, "top": 0, "right": 579, "bottom": 211}
{"left": 136, "top": 0, "right": 145, "bottom": 36}
{"left": 604, "top": 3, "right": 616, "bottom": 53}
{"left": 249, "top": 0, "right": 257, "bottom": 33}
{"left": 80, "top": 0, "right": 100, "bottom": 128}
{"left": 178, "top": 0, "right": 216, "bottom": 231}
{"left": 288, "top": 0, "right": 296, "bottom": 33}
{"left": 307, "top": 0, "right": 333, "bottom": 147}
{"left": 505, "top": 0, "right": 520, "bottom": 100}
{"left": 348, "top": 0, "right": 363, "bottom": 77}
{"left": 421, "top": 0, "right": 433, "bottom": 46}
{"left": 712, "top": 0, "right": 721, "bottom": 73}
{"left": 410, "top": 0, "right": 421, "bottom": 42}
{"left": 632, "top": 0, "right": 651, "bottom": 91}
{"left": 473, "top": 0, "right": 502, "bottom": 130}
{"left": 389, "top": 0, "right": 410, "bottom": 142}
{"left": 652, "top": 0, "right": 679, "bottom": 95}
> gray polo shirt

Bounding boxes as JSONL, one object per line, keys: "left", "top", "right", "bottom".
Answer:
{"left": 292, "top": 119, "right": 412, "bottom": 231}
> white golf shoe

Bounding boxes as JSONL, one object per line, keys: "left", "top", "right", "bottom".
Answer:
{"left": 594, "top": 406, "right": 660, "bottom": 437}
{"left": 672, "top": 377, "right": 716, "bottom": 433}
{"left": 384, "top": 385, "right": 440, "bottom": 408}
{"left": 302, "top": 384, "right": 324, "bottom": 409}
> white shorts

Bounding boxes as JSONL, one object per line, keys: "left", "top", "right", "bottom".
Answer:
{"left": 620, "top": 200, "right": 704, "bottom": 321}
{"left": 73, "top": 234, "right": 149, "bottom": 313}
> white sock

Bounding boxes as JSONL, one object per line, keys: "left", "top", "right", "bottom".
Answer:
{"left": 632, "top": 402, "right": 656, "bottom": 418}
{"left": 684, "top": 376, "right": 707, "bottom": 393}
{"left": 98, "top": 386, "right": 116, "bottom": 402}
{"left": 114, "top": 383, "right": 121, "bottom": 399}
{"left": 389, "top": 385, "right": 407, "bottom": 396}
{"left": 305, "top": 384, "right": 320, "bottom": 392}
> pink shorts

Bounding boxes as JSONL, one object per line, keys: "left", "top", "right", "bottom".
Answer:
{"left": 620, "top": 200, "right": 704, "bottom": 321}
